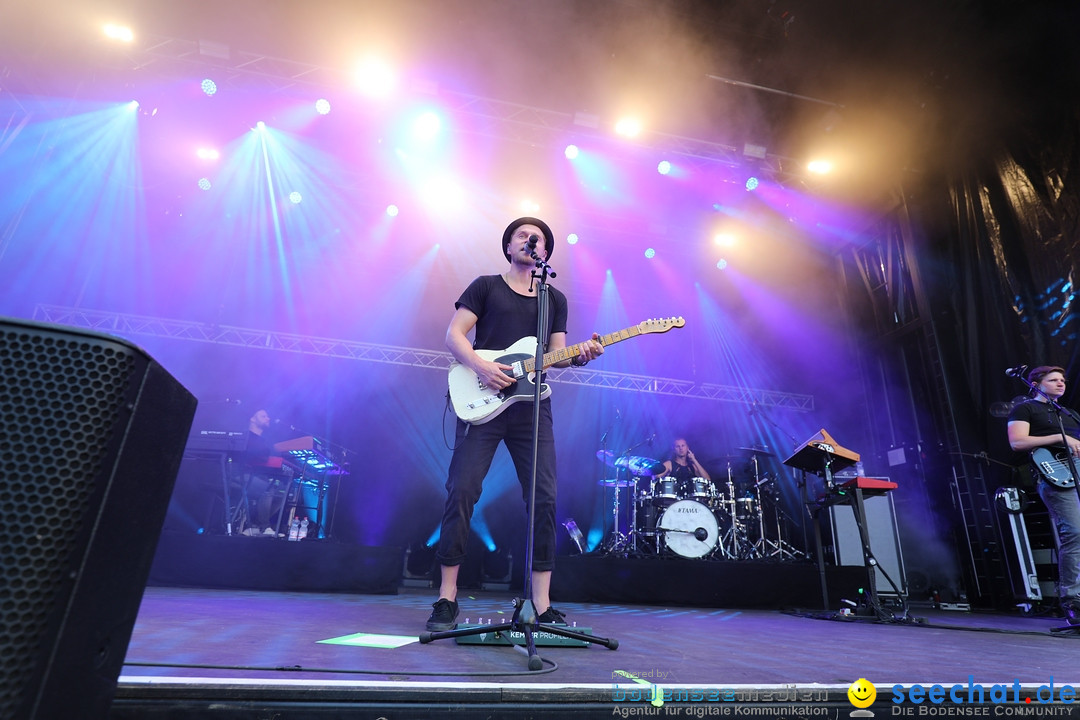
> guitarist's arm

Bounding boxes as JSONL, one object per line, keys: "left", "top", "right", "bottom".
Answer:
{"left": 1007, "top": 419, "right": 1080, "bottom": 456}
{"left": 446, "top": 308, "right": 514, "bottom": 392}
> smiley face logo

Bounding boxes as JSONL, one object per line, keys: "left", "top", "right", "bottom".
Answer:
{"left": 848, "top": 678, "right": 876, "bottom": 708}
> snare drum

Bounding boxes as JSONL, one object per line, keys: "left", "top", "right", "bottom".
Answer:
{"left": 652, "top": 477, "right": 680, "bottom": 506}
{"left": 735, "top": 496, "right": 757, "bottom": 519}
{"left": 687, "top": 477, "right": 716, "bottom": 502}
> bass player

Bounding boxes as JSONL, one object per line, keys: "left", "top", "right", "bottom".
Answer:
{"left": 1007, "top": 365, "right": 1080, "bottom": 625}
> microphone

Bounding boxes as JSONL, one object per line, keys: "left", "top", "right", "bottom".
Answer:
{"left": 1005, "top": 364, "right": 1029, "bottom": 378}
{"left": 527, "top": 234, "right": 539, "bottom": 249}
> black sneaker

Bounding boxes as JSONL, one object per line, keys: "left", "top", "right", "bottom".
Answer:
{"left": 426, "top": 598, "right": 459, "bottom": 631}
{"left": 537, "top": 606, "right": 568, "bottom": 624}
{"left": 1064, "top": 602, "right": 1080, "bottom": 626}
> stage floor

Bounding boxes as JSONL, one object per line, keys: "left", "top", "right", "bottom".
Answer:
{"left": 113, "top": 584, "right": 1080, "bottom": 718}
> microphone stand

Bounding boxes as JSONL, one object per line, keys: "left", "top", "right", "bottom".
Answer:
{"left": 420, "top": 242, "right": 618, "bottom": 668}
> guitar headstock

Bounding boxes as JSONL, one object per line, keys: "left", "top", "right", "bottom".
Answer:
{"left": 637, "top": 317, "right": 686, "bottom": 334}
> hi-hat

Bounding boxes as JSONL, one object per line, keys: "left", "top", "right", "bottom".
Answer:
{"left": 739, "top": 446, "right": 775, "bottom": 457}
{"left": 597, "top": 477, "right": 635, "bottom": 487}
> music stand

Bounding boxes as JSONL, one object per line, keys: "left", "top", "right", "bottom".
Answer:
{"left": 420, "top": 236, "right": 618, "bottom": 669}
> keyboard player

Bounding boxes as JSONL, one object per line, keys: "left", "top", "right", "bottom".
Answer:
{"left": 240, "top": 408, "right": 289, "bottom": 537}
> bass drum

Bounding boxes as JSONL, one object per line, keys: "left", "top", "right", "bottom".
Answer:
{"left": 657, "top": 500, "right": 719, "bottom": 558}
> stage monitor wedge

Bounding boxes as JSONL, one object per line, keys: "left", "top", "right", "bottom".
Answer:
{"left": 0, "top": 317, "right": 197, "bottom": 720}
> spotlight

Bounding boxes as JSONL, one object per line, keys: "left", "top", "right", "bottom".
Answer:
{"left": 745, "top": 176, "right": 759, "bottom": 191}
{"left": 103, "top": 24, "right": 134, "bottom": 43}
{"left": 255, "top": 121, "right": 266, "bottom": 132}
{"left": 195, "top": 147, "right": 220, "bottom": 161}
{"left": 200, "top": 79, "right": 217, "bottom": 96}
{"left": 742, "top": 143, "right": 767, "bottom": 160}
{"left": 289, "top": 192, "right": 302, "bottom": 204}
{"left": 644, "top": 248, "right": 656, "bottom": 259}
{"left": 355, "top": 56, "right": 396, "bottom": 98}
{"left": 657, "top": 160, "right": 671, "bottom": 175}
{"left": 564, "top": 144, "right": 579, "bottom": 159}
{"left": 413, "top": 111, "right": 442, "bottom": 140}
{"left": 386, "top": 204, "right": 399, "bottom": 217}
{"left": 717, "top": 259, "right": 728, "bottom": 270}
{"left": 807, "top": 159, "right": 833, "bottom": 174}
{"left": 614, "top": 117, "right": 642, "bottom": 138}
{"left": 315, "top": 98, "right": 331, "bottom": 115}
{"left": 126, "top": 100, "right": 139, "bottom": 112}
{"left": 566, "top": 233, "right": 579, "bottom": 245}
{"left": 197, "top": 178, "right": 211, "bottom": 191}
{"left": 562, "top": 519, "right": 585, "bottom": 554}
{"left": 520, "top": 200, "right": 540, "bottom": 214}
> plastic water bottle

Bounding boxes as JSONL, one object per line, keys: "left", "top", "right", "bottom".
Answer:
{"left": 289, "top": 516, "right": 301, "bottom": 541}
{"left": 298, "top": 517, "right": 309, "bottom": 540}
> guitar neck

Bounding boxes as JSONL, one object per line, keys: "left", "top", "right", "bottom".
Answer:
{"left": 524, "top": 326, "right": 641, "bottom": 373}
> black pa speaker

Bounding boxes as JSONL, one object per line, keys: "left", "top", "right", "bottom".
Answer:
{"left": 0, "top": 318, "right": 197, "bottom": 719}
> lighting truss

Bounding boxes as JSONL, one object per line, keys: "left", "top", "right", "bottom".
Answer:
{"left": 95, "top": 32, "right": 804, "bottom": 179}
{"left": 32, "top": 305, "right": 813, "bottom": 412}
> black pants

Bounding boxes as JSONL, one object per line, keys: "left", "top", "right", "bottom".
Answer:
{"left": 436, "top": 400, "right": 558, "bottom": 571}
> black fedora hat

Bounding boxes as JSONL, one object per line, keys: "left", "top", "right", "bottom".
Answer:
{"left": 502, "top": 217, "right": 554, "bottom": 263}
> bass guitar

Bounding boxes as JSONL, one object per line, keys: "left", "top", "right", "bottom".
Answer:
{"left": 1032, "top": 447, "right": 1080, "bottom": 489}
{"left": 448, "top": 317, "right": 685, "bottom": 425}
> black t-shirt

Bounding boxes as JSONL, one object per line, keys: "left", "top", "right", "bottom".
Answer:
{"left": 1008, "top": 399, "right": 1080, "bottom": 447}
{"left": 455, "top": 275, "right": 569, "bottom": 352}
{"left": 242, "top": 430, "right": 274, "bottom": 467}
{"left": 669, "top": 461, "right": 695, "bottom": 482}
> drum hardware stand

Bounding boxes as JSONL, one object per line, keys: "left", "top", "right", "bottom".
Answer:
{"left": 600, "top": 434, "right": 660, "bottom": 557}
{"left": 716, "top": 462, "right": 743, "bottom": 560}
{"left": 596, "top": 415, "right": 629, "bottom": 556}
{"left": 420, "top": 237, "right": 618, "bottom": 667}
{"left": 599, "top": 471, "right": 638, "bottom": 556}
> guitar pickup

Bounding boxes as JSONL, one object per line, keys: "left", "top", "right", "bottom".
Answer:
{"left": 466, "top": 394, "right": 503, "bottom": 410}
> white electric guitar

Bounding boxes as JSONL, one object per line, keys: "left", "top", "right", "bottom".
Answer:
{"left": 448, "top": 317, "right": 686, "bottom": 424}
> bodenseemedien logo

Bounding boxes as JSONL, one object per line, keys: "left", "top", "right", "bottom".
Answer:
{"left": 848, "top": 678, "right": 876, "bottom": 717}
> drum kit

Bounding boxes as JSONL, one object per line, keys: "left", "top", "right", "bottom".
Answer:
{"left": 596, "top": 445, "right": 804, "bottom": 561}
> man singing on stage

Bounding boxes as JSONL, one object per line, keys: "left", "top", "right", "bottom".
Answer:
{"left": 426, "top": 217, "right": 603, "bottom": 631}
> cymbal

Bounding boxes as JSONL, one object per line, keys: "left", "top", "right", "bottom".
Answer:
{"left": 596, "top": 450, "right": 664, "bottom": 476}
{"left": 616, "top": 455, "right": 665, "bottom": 476}
{"left": 739, "top": 446, "right": 775, "bottom": 457}
{"left": 597, "top": 477, "right": 635, "bottom": 488}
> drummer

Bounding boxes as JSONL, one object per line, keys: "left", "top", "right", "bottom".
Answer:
{"left": 659, "top": 438, "right": 712, "bottom": 491}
